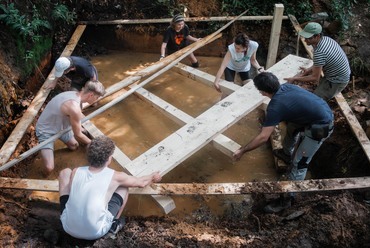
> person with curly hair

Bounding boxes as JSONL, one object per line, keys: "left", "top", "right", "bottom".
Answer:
{"left": 58, "top": 135, "right": 162, "bottom": 240}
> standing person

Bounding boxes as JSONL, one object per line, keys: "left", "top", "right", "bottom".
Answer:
{"left": 284, "top": 22, "right": 351, "bottom": 100}
{"left": 59, "top": 135, "right": 162, "bottom": 240}
{"left": 233, "top": 72, "right": 333, "bottom": 213}
{"left": 213, "top": 33, "right": 264, "bottom": 93}
{"left": 160, "top": 13, "right": 200, "bottom": 67}
{"left": 46, "top": 56, "right": 99, "bottom": 91}
{"left": 36, "top": 81, "right": 105, "bottom": 175}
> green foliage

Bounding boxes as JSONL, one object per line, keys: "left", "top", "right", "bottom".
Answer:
{"left": 0, "top": 1, "right": 76, "bottom": 78}
{"left": 221, "top": 0, "right": 312, "bottom": 22}
{"left": 52, "top": 3, "right": 77, "bottom": 25}
{"left": 329, "top": 0, "right": 355, "bottom": 30}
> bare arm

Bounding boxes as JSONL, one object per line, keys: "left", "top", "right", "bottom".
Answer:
{"left": 186, "top": 35, "right": 200, "bottom": 42}
{"left": 44, "top": 77, "right": 60, "bottom": 90}
{"left": 114, "top": 171, "right": 162, "bottom": 188}
{"left": 284, "top": 65, "right": 321, "bottom": 83}
{"left": 160, "top": 42, "right": 167, "bottom": 59}
{"left": 61, "top": 100, "right": 91, "bottom": 145}
{"left": 250, "top": 51, "right": 264, "bottom": 72}
{"left": 213, "top": 51, "right": 232, "bottom": 92}
{"left": 233, "top": 126, "right": 275, "bottom": 161}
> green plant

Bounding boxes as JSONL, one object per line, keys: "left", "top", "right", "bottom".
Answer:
{"left": 0, "top": 2, "right": 76, "bottom": 78}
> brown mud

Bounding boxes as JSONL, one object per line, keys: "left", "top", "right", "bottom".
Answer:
{"left": 1, "top": 0, "right": 370, "bottom": 247}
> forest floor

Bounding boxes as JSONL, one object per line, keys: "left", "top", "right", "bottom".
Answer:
{"left": 1, "top": 1, "right": 370, "bottom": 247}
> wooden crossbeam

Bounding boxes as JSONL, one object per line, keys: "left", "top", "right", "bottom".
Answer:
{"left": 78, "top": 15, "right": 289, "bottom": 25}
{"left": 1, "top": 177, "right": 369, "bottom": 194}
{"left": 132, "top": 86, "right": 241, "bottom": 157}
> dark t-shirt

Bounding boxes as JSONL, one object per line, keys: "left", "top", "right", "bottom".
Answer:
{"left": 263, "top": 83, "right": 333, "bottom": 127}
{"left": 67, "top": 56, "right": 98, "bottom": 90}
{"left": 163, "top": 25, "right": 190, "bottom": 53}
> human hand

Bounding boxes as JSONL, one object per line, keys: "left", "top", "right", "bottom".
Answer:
{"left": 152, "top": 171, "right": 162, "bottom": 183}
{"left": 232, "top": 148, "right": 244, "bottom": 161}
{"left": 159, "top": 55, "right": 165, "bottom": 61}
{"left": 284, "top": 77, "right": 295, "bottom": 83}
{"left": 257, "top": 67, "right": 265, "bottom": 73}
{"left": 213, "top": 82, "right": 222, "bottom": 93}
{"left": 44, "top": 81, "right": 57, "bottom": 90}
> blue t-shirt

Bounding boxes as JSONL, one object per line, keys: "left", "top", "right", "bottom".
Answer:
{"left": 263, "top": 84, "right": 333, "bottom": 127}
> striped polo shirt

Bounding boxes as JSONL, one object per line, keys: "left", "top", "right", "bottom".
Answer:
{"left": 313, "top": 36, "right": 351, "bottom": 84}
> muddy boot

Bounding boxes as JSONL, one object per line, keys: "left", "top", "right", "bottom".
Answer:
{"left": 191, "top": 61, "right": 199, "bottom": 68}
{"left": 264, "top": 195, "right": 292, "bottom": 213}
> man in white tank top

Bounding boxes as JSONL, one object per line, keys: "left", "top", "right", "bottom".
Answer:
{"left": 58, "top": 136, "right": 162, "bottom": 240}
{"left": 36, "top": 81, "right": 105, "bottom": 176}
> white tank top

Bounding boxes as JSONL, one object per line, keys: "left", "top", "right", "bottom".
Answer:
{"left": 36, "top": 91, "right": 80, "bottom": 134}
{"left": 61, "top": 166, "right": 115, "bottom": 240}
{"left": 227, "top": 40, "right": 259, "bottom": 72}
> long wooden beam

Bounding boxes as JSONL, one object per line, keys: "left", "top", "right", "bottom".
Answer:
{"left": 0, "top": 31, "right": 221, "bottom": 172}
{"left": 132, "top": 85, "right": 241, "bottom": 157}
{"left": 1, "top": 177, "right": 369, "bottom": 194}
{"left": 0, "top": 11, "right": 247, "bottom": 171}
{"left": 0, "top": 25, "right": 87, "bottom": 166}
{"left": 79, "top": 16, "right": 288, "bottom": 25}
{"left": 288, "top": 15, "right": 370, "bottom": 163}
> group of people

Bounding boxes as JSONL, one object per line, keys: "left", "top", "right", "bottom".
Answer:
{"left": 231, "top": 22, "right": 350, "bottom": 213}
{"left": 34, "top": 17, "right": 350, "bottom": 240}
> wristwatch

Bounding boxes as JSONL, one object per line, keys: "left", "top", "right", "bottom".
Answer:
{"left": 258, "top": 67, "right": 263, "bottom": 72}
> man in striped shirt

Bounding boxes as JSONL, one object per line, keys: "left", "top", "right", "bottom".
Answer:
{"left": 284, "top": 22, "right": 351, "bottom": 100}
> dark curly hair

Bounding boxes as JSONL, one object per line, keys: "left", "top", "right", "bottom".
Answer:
{"left": 87, "top": 136, "right": 115, "bottom": 168}
{"left": 234, "top": 33, "right": 250, "bottom": 55}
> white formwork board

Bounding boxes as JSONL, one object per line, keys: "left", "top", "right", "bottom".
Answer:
{"left": 125, "top": 82, "right": 263, "bottom": 177}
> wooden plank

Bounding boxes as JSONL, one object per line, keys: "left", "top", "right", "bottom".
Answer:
{"left": 132, "top": 86, "right": 241, "bottom": 157}
{"left": 84, "top": 10, "right": 249, "bottom": 108}
{"left": 0, "top": 11, "right": 247, "bottom": 171}
{"left": 288, "top": 15, "right": 370, "bottom": 162}
{"left": 82, "top": 120, "right": 176, "bottom": 214}
{"left": 2, "top": 177, "right": 370, "bottom": 194}
{"left": 288, "top": 15, "right": 314, "bottom": 58}
{"left": 173, "top": 63, "right": 240, "bottom": 95}
{"left": 79, "top": 15, "right": 289, "bottom": 25}
{"left": 0, "top": 33, "right": 222, "bottom": 172}
{"left": 0, "top": 25, "right": 87, "bottom": 167}
{"left": 266, "top": 4, "right": 284, "bottom": 69}
{"left": 124, "top": 82, "right": 264, "bottom": 177}
{"left": 335, "top": 93, "right": 370, "bottom": 162}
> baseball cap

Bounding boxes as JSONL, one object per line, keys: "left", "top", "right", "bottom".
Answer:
{"left": 54, "top": 57, "right": 71, "bottom": 77}
{"left": 299, "top": 22, "right": 322, "bottom": 38}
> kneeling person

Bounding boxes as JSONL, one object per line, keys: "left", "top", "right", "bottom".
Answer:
{"left": 58, "top": 136, "right": 162, "bottom": 240}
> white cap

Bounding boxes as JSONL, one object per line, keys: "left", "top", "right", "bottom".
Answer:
{"left": 54, "top": 57, "right": 71, "bottom": 77}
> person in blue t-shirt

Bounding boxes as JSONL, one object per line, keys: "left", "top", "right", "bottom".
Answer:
{"left": 233, "top": 72, "right": 334, "bottom": 213}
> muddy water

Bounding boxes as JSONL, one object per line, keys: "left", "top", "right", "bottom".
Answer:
{"left": 29, "top": 51, "right": 278, "bottom": 217}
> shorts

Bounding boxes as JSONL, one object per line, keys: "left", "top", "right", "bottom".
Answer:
{"left": 224, "top": 67, "right": 250, "bottom": 82}
{"left": 36, "top": 129, "right": 74, "bottom": 150}
{"left": 60, "top": 192, "right": 123, "bottom": 218}
{"left": 314, "top": 77, "right": 348, "bottom": 101}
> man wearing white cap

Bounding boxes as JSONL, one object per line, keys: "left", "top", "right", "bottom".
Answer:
{"left": 47, "top": 56, "right": 98, "bottom": 91}
{"left": 284, "top": 22, "right": 351, "bottom": 100}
